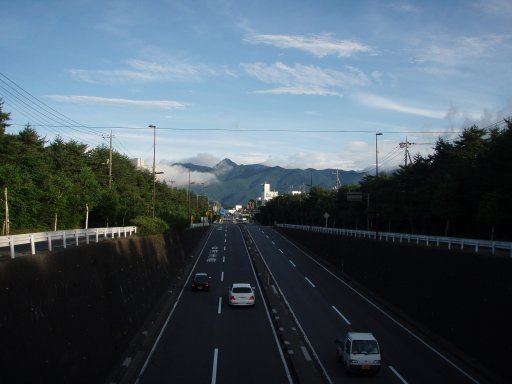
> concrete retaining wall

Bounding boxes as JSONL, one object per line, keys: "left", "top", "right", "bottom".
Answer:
{"left": 0, "top": 228, "right": 208, "bottom": 384}
{"left": 278, "top": 227, "right": 512, "bottom": 384}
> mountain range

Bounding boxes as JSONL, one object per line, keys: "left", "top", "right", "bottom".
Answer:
{"left": 183, "top": 159, "right": 368, "bottom": 207}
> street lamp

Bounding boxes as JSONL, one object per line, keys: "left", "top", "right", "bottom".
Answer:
{"left": 375, "top": 132, "right": 383, "bottom": 238}
{"left": 149, "top": 125, "right": 157, "bottom": 217}
{"left": 188, "top": 168, "right": 195, "bottom": 225}
{"left": 375, "top": 132, "right": 383, "bottom": 178}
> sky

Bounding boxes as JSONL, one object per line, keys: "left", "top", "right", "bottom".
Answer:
{"left": 1, "top": 0, "right": 511, "bottom": 188}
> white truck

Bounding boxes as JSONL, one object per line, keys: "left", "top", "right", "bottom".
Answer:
{"left": 335, "top": 332, "right": 381, "bottom": 373}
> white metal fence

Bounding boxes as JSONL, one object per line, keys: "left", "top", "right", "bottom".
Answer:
{"left": 276, "top": 224, "right": 512, "bottom": 257}
{"left": 0, "top": 226, "right": 137, "bottom": 259}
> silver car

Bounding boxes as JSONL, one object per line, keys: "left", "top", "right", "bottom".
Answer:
{"left": 228, "top": 283, "right": 256, "bottom": 306}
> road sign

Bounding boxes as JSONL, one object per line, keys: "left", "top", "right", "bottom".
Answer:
{"left": 347, "top": 192, "right": 363, "bottom": 202}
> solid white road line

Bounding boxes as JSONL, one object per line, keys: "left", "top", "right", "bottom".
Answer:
{"left": 217, "top": 297, "right": 222, "bottom": 314}
{"left": 389, "top": 366, "right": 408, "bottom": 384}
{"left": 247, "top": 230, "right": 332, "bottom": 384}
{"left": 211, "top": 348, "right": 219, "bottom": 384}
{"left": 305, "top": 276, "right": 316, "bottom": 288}
{"left": 238, "top": 226, "right": 294, "bottom": 384}
{"left": 289, "top": 259, "right": 296, "bottom": 267}
{"left": 331, "top": 305, "right": 351, "bottom": 325}
{"left": 281, "top": 234, "right": 480, "bottom": 384}
{"left": 134, "top": 226, "right": 216, "bottom": 384}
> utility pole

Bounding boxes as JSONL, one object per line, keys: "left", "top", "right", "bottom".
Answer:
{"left": 85, "top": 203, "right": 89, "bottom": 229}
{"left": 399, "top": 137, "right": 414, "bottom": 167}
{"left": 102, "top": 131, "right": 114, "bottom": 189}
{"left": 333, "top": 170, "right": 341, "bottom": 191}
{"left": 109, "top": 130, "right": 113, "bottom": 189}
{"left": 4, "top": 187, "right": 9, "bottom": 235}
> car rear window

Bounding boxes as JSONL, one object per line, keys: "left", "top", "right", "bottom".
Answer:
{"left": 232, "top": 287, "right": 252, "bottom": 293}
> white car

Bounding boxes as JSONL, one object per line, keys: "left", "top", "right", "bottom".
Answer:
{"left": 335, "top": 332, "right": 381, "bottom": 373}
{"left": 228, "top": 283, "right": 256, "bottom": 306}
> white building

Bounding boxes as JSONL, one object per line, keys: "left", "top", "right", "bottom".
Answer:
{"left": 261, "top": 182, "right": 278, "bottom": 205}
{"left": 131, "top": 158, "right": 145, "bottom": 169}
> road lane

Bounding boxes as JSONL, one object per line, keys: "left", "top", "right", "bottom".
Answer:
{"left": 247, "top": 225, "right": 484, "bottom": 384}
{"left": 137, "top": 224, "right": 291, "bottom": 384}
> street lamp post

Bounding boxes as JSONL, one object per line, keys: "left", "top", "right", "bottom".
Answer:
{"left": 376, "top": 132, "right": 383, "bottom": 178}
{"left": 149, "top": 125, "right": 156, "bottom": 217}
{"left": 375, "top": 132, "right": 383, "bottom": 238}
{"left": 188, "top": 168, "right": 195, "bottom": 225}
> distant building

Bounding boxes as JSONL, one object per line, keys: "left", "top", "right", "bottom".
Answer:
{"left": 261, "top": 182, "right": 278, "bottom": 205}
{"left": 131, "top": 158, "right": 145, "bottom": 169}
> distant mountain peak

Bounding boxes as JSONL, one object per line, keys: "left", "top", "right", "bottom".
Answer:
{"left": 216, "top": 158, "right": 237, "bottom": 167}
{"left": 214, "top": 158, "right": 237, "bottom": 175}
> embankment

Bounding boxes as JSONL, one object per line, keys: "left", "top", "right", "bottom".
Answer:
{"left": 0, "top": 227, "right": 209, "bottom": 384}
{"left": 278, "top": 227, "right": 512, "bottom": 384}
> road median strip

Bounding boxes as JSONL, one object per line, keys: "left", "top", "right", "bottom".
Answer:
{"left": 240, "top": 225, "right": 327, "bottom": 384}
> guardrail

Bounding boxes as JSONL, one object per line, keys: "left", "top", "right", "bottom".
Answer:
{"left": 0, "top": 226, "right": 137, "bottom": 259}
{"left": 276, "top": 224, "right": 512, "bottom": 257}
{"left": 190, "top": 223, "right": 210, "bottom": 229}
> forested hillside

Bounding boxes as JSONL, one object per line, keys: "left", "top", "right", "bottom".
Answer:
{"left": 0, "top": 100, "right": 207, "bottom": 234}
{"left": 259, "top": 119, "right": 512, "bottom": 241}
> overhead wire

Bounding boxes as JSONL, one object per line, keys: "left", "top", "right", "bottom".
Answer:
{"left": 2, "top": 71, "right": 510, "bottom": 166}
{"left": 0, "top": 72, "right": 96, "bottom": 134}
{"left": 0, "top": 72, "right": 104, "bottom": 148}
{"left": 0, "top": 82, "right": 65, "bottom": 138}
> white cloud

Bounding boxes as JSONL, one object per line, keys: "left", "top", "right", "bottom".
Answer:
{"left": 180, "top": 153, "right": 221, "bottom": 167}
{"left": 412, "top": 34, "right": 510, "bottom": 76}
{"left": 157, "top": 162, "right": 219, "bottom": 187}
{"left": 242, "top": 62, "right": 369, "bottom": 95}
{"left": 387, "top": 2, "right": 420, "bottom": 13}
{"left": 251, "top": 86, "right": 342, "bottom": 96}
{"left": 245, "top": 33, "right": 374, "bottom": 58}
{"left": 473, "top": 0, "right": 512, "bottom": 17}
{"left": 69, "top": 59, "right": 214, "bottom": 84}
{"left": 49, "top": 95, "right": 189, "bottom": 110}
{"left": 353, "top": 92, "right": 447, "bottom": 118}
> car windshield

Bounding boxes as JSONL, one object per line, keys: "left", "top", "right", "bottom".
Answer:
{"left": 232, "top": 287, "right": 252, "bottom": 293}
{"left": 352, "top": 340, "right": 379, "bottom": 354}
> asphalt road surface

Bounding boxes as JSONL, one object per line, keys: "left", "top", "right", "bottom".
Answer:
{"left": 136, "top": 223, "right": 486, "bottom": 383}
{"left": 246, "top": 224, "right": 485, "bottom": 384}
{"left": 137, "top": 223, "right": 293, "bottom": 384}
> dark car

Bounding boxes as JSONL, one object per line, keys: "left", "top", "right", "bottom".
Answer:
{"left": 191, "top": 273, "right": 210, "bottom": 291}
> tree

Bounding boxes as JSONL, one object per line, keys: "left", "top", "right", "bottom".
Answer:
{"left": 0, "top": 99, "right": 11, "bottom": 135}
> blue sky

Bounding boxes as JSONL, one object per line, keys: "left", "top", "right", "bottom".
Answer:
{"left": 1, "top": 0, "right": 511, "bottom": 187}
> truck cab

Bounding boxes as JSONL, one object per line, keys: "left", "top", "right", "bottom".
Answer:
{"left": 335, "top": 332, "right": 381, "bottom": 373}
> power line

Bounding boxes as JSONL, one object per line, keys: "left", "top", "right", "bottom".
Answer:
{"left": 5, "top": 123, "right": 468, "bottom": 135}
{"left": 0, "top": 73, "right": 95, "bottom": 133}
{"left": 0, "top": 72, "right": 103, "bottom": 147}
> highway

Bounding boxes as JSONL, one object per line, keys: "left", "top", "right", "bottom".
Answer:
{"left": 246, "top": 225, "right": 484, "bottom": 384}
{"left": 135, "top": 223, "right": 486, "bottom": 383}
{"left": 137, "top": 224, "right": 293, "bottom": 384}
